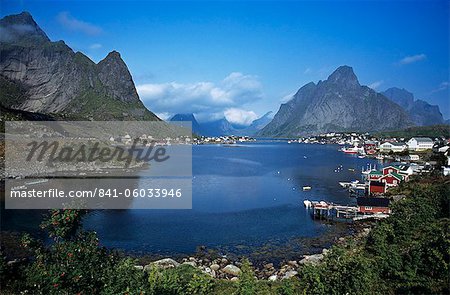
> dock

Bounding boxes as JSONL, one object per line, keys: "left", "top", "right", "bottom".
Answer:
{"left": 303, "top": 200, "right": 358, "bottom": 220}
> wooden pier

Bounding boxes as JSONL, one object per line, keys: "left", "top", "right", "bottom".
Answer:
{"left": 304, "top": 200, "right": 358, "bottom": 220}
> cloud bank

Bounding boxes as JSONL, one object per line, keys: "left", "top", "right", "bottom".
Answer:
{"left": 398, "top": 54, "right": 426, "bottom": 65}
{"left": 224, "top": 108, "right": 258, "bottom": 126}
{"left": 137, "top": 72, "right": 263, "bottom": 124}
{"left": 57, "top": 12, "right": 102, "bottom": 36}
{"left": 368, "top": 80, "right": 384, "bottom": 90}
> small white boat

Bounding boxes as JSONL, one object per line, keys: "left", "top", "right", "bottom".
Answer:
{"left": 302, "top": 186, "right": 312, "bottom": 191}
{"left": 303, "top": 200, "right": 312, "bottom": 208}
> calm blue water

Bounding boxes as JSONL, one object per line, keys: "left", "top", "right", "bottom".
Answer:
{"left": 83, "top": 141, "right": 377, "bottom": 254}
{"left": 1, "top": 141, "right": 378, "bottom": 255}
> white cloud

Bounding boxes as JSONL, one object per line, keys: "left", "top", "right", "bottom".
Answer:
{"left": 430, "top": 81, "right": 449, "bottom": 94}
{"left": 57, "top": 12, "right": 102, "bottom": 36}
{"left": 303, "top": 68, "right": 312, "bottom": 74}
{"left": 155, "top": 112, "right": 172, "bottom": 121}
{"left": 137, "top": 72, "right": 263, "bottom": 121}
{"left": 89, "top": 43, "right": 102, "bottom": 50}
{"left": 368, "top": 80, "right": 384, "bottom": 90}
{"left": 224, "top": 108, "right": 258, "bottom": 126}
{"left": 280, "top": 92, "right": 295, "bottom": 103}
{"left": 398, "top": 54, "right": 426, "bottom": 65}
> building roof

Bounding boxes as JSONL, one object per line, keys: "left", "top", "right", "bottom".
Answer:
{"left": 391, "top": 142, "right": 406, "bottom": 146}
{"left": 410, "top": 137, "right": 433, "bottom": 143}
{"left": 380, "top": 172, "right": 403, "bottom": 181}
{"left": 380, "top": 142, "right": 406, "bottom": 147}
{"left": 369, "top": 170, "right": 383, "bottom": 176}
{"left": 383, "top": 165, "right": 401, "bottom": 171}
{"left": 390, "top": 172, "right": 404, "bottom": 180}
{"left": 357, "top": 197, "right": 390, "bottom": 207}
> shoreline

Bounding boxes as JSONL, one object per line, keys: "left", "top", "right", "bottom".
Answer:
{"left": 1, "top": 213, "right": 364, "bottom": 280}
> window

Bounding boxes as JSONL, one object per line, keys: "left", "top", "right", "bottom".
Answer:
{"left": 365, "top": 206, "right": 372, "bottom": 210}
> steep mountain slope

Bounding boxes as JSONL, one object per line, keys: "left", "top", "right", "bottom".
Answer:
{"left": 0, "top": 12, "right": 159, "bottom": 121}
{"left": 259, "top": 66, "right": 413, "bottom": 137}
{"left": 199, "top": 118, "right": 238, "bottom": 137}
{"left": 382, "top": 87, "right": 444, "bottom": 126}
{"left": 170, "top": 113, "right": 203, "bottom": 135}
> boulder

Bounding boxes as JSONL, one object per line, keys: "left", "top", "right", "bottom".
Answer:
{"left": 144, "top": 258, "right": 180, "bottom": 271}
{"left": 268, "top": 274, "right": 278, "bottom": 281}
{"left": 282, "top": 270, "right": 298, "bottom": 280}
{"left": 299, "top": 254, "right": 324, "bottom": 265}
{"left": 230, "top": 277, "right": 239, "bottom": 282}
{"left": 222, "top": 264, "right": 241, "bottom": 276}
{"left": 210, "top": 263, "right": 220, "bottom": 271}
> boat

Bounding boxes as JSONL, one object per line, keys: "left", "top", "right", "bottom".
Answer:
{"left": 376, "top": 155, "right": 384, "bottom": 160}
{"left": 339, "top": 180, "right": 360, "bottom": 188}
{"left": 357, "top": 155, "right": 365, "bottom": 158}
{"left": 302, "top": 186, "right": 312, "bottom": 191}
{"left": 341, "top": 147, "right": 359, "bottom": 154}
{"left": 348, "top": 168, "right": 355, "bottom": 172}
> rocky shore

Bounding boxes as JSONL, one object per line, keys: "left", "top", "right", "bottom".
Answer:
{"left": 130, "top": 223, "right": 374, "bottom": 281}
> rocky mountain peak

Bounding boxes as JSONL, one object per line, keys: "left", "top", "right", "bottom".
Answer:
{"left": 382, "top": 87, "right": 444, "bottom": 126}
{"left": 382, "top": 87, "right": 414, "bottom": 109}
{"left": 0, "top": 11, "right": 50, "bottom": 43}
{"left": 97, "top": 51, "right": 140, "bottom": 103}
{"left": 327, "top": 65, "right": 359, "bottom": 88}
{"left": 259, "top": 66, "right": 412, "bottom": 137}
{"left": 0, "top": 12, "right": 159, "bottom": 120}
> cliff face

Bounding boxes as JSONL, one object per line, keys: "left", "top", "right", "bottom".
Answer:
{"left": 259, "top": 66, "right": 413, "bottom": 137}
{"left": 0, "top": 12, "right": 159, "bottom": 120}
{"left": 382, "top": 87, "right": 444, "bottom": 126}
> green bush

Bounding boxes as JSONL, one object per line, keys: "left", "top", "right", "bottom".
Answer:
{"left": 235, "top": 258, "right": 257, "bottom": 295}
{"left": 1, "top": 177, "right": 448, "bottom": 294}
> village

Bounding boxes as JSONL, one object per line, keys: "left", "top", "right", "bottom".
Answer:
{"left": 303, "top": 133, "right": 450, "bottom": 222}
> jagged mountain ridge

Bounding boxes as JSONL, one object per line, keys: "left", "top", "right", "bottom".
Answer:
{"left": 382, "top": 87, "right": 444, "bottom": 126}
{"left": 259, "top": 66, "right": 413, "bottom": 137}
{"left": 0, "top": 12, "right": 159, "bottom": 120}
{"left": 170, "top": 112, "right": 273, "bottom": 136}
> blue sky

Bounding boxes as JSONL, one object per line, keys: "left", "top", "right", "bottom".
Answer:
{"left": 1, "top": 0, "right": 449, "bottom": 123}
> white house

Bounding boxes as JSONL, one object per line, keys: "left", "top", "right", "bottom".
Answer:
{"left": 438, "top": 146, "right": 449, "bottom": 153}
{"left": 379, "top": 142, "right": 407, "bottom": 153}
{"left": 407, "top": 137, "right": 434, "bottom": 151}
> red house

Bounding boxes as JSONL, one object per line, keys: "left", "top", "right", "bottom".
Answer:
{"left": 368, "top": 180, "right": 386, "bottom": 194}
{"left": 368, "top": 166, "right": 404, "bottom": 195}
{"left": 357, "top": 197, "right": 390, "bottom": 214}
{"left": 368, "top": 170, "right": 383, "bottom": 181}
{"left": 379, "top": 172, "right": 403, "bottom": 187}
{"left": 382, "top": 165, "right": 400, "bottom": 175}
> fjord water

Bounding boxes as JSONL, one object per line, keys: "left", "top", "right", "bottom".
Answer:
{"left": 79, "top": 141, "right": 377, "bottom": 255}
{"left": 1, "top": 141, "right": 378, "bottom": 255}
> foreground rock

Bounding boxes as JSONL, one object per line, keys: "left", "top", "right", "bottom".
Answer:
{"left": 299, "top": 254, "right": 324, "bottom": 265}
{"left": 222, "top": 264, "right": 241, "bottom": 276}
{"left": 144, "top": 258, "right": 180, "bottom": 271}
